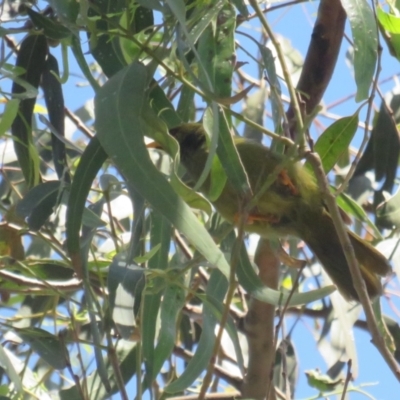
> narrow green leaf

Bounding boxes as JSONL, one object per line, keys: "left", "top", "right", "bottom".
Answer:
{"left": 206, "top": 109, "right": 252, "bottom": 199}
{"left": 376, "top": 186, "right": 400, "bottom": 229}
{"left": 187, "top": 1, "right": 225, "bottom": 45}
{"left": 237, "top": 242, "right": 336, "bottom": 305}
{"left": 11, "top": 34, "right": 47, "bottom": 188}
{"left": 148, "top": 82, "right": 182, "bottom": 129}
{"left": 81, "top": 206, "right": 107, "bottom": 229}
{"left": 243, "top": 88, "right": 266, "bottom": 142}
{"left": 25, "top": 7, "right": 72, "bottom": 39}
{"left": 340, "top": 0, "right": 378, "bottom": 101}
{"left": 273, "top": 338, "right": 298, "bottom": 397}
{"left": 70, "top": 35, "right": 101, "bottom": 92}
{"left": 313, "top": 113, "right": 359, "bottom": 173}
{"left": 152, "top": 282, "right": 186, "bottom": 377}
{"left": 16, "top": 327, "right": 68, "bottom": 370}
{"left": 59, "top": 340, "right": 137, "bottom": 400}
{"left": 133, "top": 244, "right": 161, "bottom": 264}
{"left": 16, "top": 180, "right": 61, "bottom": 231}
{"left": 49, "top": 0, "right": 80, "bottom": 24}
{"left": 42, "top": 53, "right": 69, "bottom": 181}
{"left": 108, "top": 255, "right": 145, "bottom": 339}
{"left": 135, "top": 0, "right": 164, "bottom": 11}
{"left": 165, "top": 270, "right": 228, "bottom": 393}
{"left": 197, "top": 293, "right": 245, "bottom": 373}
{"left": 232, "top": 0, "right": 249, "bottom": 17}
{"left": 66, "top": 136, "right": 107, "bottom": 255}
{"left": 94, "top": 62, "right": 231, "bottom": 278}
{"left": 372, "top": 298, "right": 396, "bottom": 353}
{"left": 371, "top": 97, "right": 400, "bottom": 191}
{"left": 377, "top": 7, "right": 400, "bottom": 33}
{"left": 177, "top": 83, "right": 195, "bottom": 123}
{"left": 196, "top": 4, "right": 252, "bottom": 197}
{"left": 87, "top": 0, "right": 126, "bottom": 78}
{"left": 143, "top": 212, "right": 172, "bottom": 384}
{"left": 119, "top": 5, "right": 154, "bottom": 64}
{"left": 0, "top": 99, "right": 19, "bottom": 137}
{"left": 337, "top": 191, "right": 382, "bottom": 239}
{"left": 0, "top": 343, "right": 23, "bottom": 394}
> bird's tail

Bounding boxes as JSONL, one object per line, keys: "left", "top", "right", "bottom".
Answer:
{"left": 303, "top": 212, "right": 390, "bottom": 301}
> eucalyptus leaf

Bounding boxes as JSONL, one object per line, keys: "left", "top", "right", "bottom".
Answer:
{"left": 340, "top": 0, "right": 377, "bottom": 101}
{"left": 94, "top": 61, "right": 231, "bottom": 279}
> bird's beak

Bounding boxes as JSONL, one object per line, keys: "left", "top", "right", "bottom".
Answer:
{"left": 146, "top": 141, "right": 163, "bottom": 149}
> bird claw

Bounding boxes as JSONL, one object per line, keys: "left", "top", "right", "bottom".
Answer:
{"left": 278, "top": 170, "right": 299, "bottom": 195}
{"left": 234, "top": 211, "right": 280, "bottom": 225}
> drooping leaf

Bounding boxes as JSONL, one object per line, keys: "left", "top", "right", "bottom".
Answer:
{"left": 197, "top": 293, "right": 245, "bottom": 374}
{"left": 94, "top": 61, "right": 230, "bottom": 279}
{"left": 66, "top": 136, "right": 107, "bottom": 257}
{"left": 0, "top": 343, "right": 23, "bottom": 395}
{"left": 243, "top": 88, "right": 267, "bottom": 142}
{"left": 148, "top": 82, "right": 182, "bottom": 129}
{"left": 142, "top": 211, "right": 172, "bottom": 383}
{"left": 25, "top": 7, "right": 72, "bottom": 40}
{"left": 377, "top": 7, "right": 400, "bottom": 33}
{"left": 376, "top": 186, "right": 400, "bottom": 229}
{"left": 354, "top": 94, "right": 400, "bottom": 195}
{"left": 152, "top": 279, "right": 186, "bottom": 378}
{"left": 16, "top": 180, "right": 62, "bottom": 231}
{"left": 108, "top": 255, "right": 145, "bottom": 339}
{"left": 232, "top": 0, "right": 249, "bottom": 17}
{"left": 59, "top": 340, "right": 137, "bottom": 400}
{"left": 70, "top": 35, "right": 101, "bottom": 91}
{"left": 15, "top": 327, "right": 68, "bottom": 370}
{"left": 336, "top": 191, "right": 382, "bottom": 239}
{"left": 273, "top": 338, "right": 298, "bottom": 397}
{"left": 197, "top": 3, "right": 252, "bottom": 197}
{"left": 258, "top": 45, "right": 282, "bottom": 133}
{"left": 165, "top": 269, "right": 228, "bottom": 393}
{"left": 119, "top": 5, "right": 154, "bottom": 64}
{"left": 313, "top": 113, "right": 359, "bottom": 173}
{"left": 0, "top": 99, "right": 19, "bottom": 137}
{"left": 42, "top": 53, "right": 69, "bottom": 182}
{"left": 11, "top": 34, "right": 47, "bottom": 188}
{"left": 87, "top": 0, "right": 126, "bottom": 78}
{"left": 377, "top": 7, "right": 400, "bottom": 60}
{"left": 340, "top": 0, "right": 378, "bottom": 101}
{"left": 49, "top": 0, "right": 80, "bottom": 25}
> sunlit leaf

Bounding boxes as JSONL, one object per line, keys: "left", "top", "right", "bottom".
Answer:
{"left": 313, "top": 113, "right": 359, "bottom": 173}
{"left": 94, "top": 61, "right": 231, "bottom": 278}
{"left": 340, "top": 0, "right": 377, "bottom": 101}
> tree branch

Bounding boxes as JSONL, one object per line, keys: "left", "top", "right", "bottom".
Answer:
{"left": 242, "top": 239, "right": 280, "bottom": 400}
{"left": 286, "top": 0, "right": 346, "bottom": 138}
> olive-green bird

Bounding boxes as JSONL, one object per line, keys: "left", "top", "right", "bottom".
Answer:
{"left": 163, "top": 123, "right": 390, "bottom": 301}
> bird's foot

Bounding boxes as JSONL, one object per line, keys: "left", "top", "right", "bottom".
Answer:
{"left": 234, "top": 211, "right": 280, "bottom": 225}
{"left": 278, "top": 170, "right": 299, "bottom": 195}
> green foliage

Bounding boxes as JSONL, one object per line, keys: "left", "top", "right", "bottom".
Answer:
{"left": 0, "top": 0, "right": 399, "bottom": 399}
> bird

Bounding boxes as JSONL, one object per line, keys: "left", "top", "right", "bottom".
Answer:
{"left": 154, "top": 123, "right": 390, "bottom": 301}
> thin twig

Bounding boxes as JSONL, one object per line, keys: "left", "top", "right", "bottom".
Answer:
{"left": 340, "top": 359, "right": 353, "bottom": 400}
{"left": 173, "top": 346, "right": 243, "bottom": 390}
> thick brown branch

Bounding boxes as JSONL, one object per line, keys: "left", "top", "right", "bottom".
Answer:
{"left": 242, "top": 239, "right": 279, "bottom": 400}
{"left": 286, "top": 0, "right": 346, "bottom": 137}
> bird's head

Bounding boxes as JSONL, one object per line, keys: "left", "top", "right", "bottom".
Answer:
{"left": 169, "top": 123, "right": 207, "bottom": 161}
